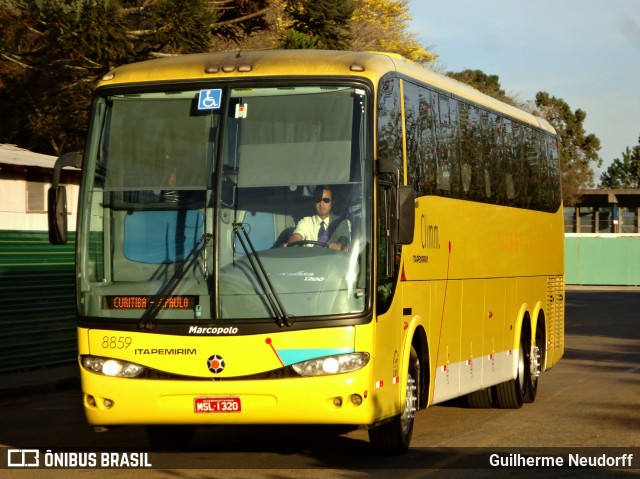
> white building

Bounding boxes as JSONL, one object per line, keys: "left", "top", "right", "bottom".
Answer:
{"left": 0, "top": 144, "right": 79, "bottom": 231}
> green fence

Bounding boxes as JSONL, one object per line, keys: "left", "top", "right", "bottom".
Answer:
{"left": 565, "top": 235, "right": 640, "bottom": 286}
{"left": 0, "top": 230, "right": 77, "bottom": 373}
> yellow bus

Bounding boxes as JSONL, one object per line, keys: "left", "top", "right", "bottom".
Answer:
{"left": 49, "top": 50, "right": 564, "bottom": 452}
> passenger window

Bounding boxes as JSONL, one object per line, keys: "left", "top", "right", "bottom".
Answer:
{"left": 124, "top": 210, "right": 204, "bottom": 263}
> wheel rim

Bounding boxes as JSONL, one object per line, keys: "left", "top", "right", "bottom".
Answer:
{"left": 517, "top": 346, "right": 526, "bottom": 394}
{"left": 401, "top": 361, "right": 419, "bottom": 436}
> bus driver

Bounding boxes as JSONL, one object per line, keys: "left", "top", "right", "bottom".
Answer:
{"left": 284, "top": 185, "right": 350, "bottom": 250}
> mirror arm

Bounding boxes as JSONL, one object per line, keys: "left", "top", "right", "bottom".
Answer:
{"left": 376, "top": 158, "right": 401, "bottom": 188}
{"left": 51, "top": 151, "right": 82, "bottom": 188}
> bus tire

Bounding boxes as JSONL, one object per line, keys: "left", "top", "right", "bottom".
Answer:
{"left": 494, "top": 334, "right": 526, "bottom": 409}
{"left": 146, "top": 425, "right": 195, "bottom": 450}
{"left": 525, "top": 319, "right": 545, "bottom": 403}
{"left": 466, "top": 387, "right": 493, "bottom": 408}
{"left": 368, "top": 346, "right": 419, "bottom": 453}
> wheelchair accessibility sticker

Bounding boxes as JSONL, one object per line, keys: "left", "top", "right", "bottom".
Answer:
{"left": 198, "top": 89, "right": 222, "bottom": 110}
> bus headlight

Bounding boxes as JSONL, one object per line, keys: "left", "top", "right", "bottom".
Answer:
{"left": 291, "top": 353, "right": 370, "bottom": 377}
{"left": 82, "top": 355, "right": 145, "bottom": 378}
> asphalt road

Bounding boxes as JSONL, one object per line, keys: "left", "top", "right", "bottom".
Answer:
{"left": 1, "top": 287, "right": 639, "bottom": 478}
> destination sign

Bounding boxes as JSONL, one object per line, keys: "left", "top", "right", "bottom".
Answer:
{"left": 105, "top": 296, "right": 196, "bottom": 310}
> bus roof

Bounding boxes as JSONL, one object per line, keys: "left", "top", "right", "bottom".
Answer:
{"left": 98, "top": 50, "right": 555, "bottom": 134}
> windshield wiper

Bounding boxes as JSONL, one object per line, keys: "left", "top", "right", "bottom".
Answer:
{"left": 233, "top": 223, "right": 292, "bottom": 327}
{"left": 139, "top": 233, "right": 212, "bottom": 330}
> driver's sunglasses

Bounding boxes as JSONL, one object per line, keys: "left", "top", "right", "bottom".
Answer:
{"left": 315, "top": 197, "right": 331, "bottom": 204}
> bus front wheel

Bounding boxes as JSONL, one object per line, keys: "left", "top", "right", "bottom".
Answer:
{"left": 368, "top": 346, "right": 420, "bottom": 453}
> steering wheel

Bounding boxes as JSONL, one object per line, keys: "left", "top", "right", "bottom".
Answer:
{"left": 287, "top": 240, "right": 330, "bottom": 248}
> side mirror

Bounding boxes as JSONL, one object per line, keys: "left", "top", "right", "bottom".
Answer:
{"left": 390, "top": 185, "right": 415, "bottom": 245}
{"left": 47, "top": 151, "right": 81, "bottom": 245}
{"left": 377, "top": 158, "right": 415, "bottom": 245}
{"left": 48, "top": 185, "right": 68, "bottom": 244}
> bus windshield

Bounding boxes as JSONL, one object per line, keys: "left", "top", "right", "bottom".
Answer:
{"left": 79, "top": 84, "right": 371, "bottom": 324}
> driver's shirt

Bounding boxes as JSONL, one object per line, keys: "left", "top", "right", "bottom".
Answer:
{"left": 292, "top": 214, "right": 350, "bottom": 244}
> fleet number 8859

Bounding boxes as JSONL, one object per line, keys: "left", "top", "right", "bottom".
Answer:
{"left": 101, "top": 336, "right": 132, "bottom": 349}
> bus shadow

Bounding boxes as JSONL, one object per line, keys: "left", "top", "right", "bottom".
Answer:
{"left": 187, "top": 425, "right": 472, "bottom": 469}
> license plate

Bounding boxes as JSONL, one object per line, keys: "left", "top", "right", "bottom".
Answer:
{"left": 194, "top": 397, "right": 241, "bottom": 413}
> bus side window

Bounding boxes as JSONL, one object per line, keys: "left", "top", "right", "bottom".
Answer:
{"left": 403, "top": 81, "right": 438, "bottom": 197}
{"left": 377, "top": 76, "right": 404, "bottom": 184}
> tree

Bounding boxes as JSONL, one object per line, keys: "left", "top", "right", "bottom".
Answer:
{"left": 599, "top": 135, "right": 640, "bottom": 188}
{"left": 0, "top": 0, "right": 273, "bottom": 155}
{"left": 1, "top": 0, "right": 438, "bottom": 155}
{"left": 283, "top": 0, "right": 354, "bottom": 50}
{"left": 535, "top": 92, "right": 602, "bottom": 206}
{"left": 349, "top": 0, "right": 436, "bottom": 64}
{"left": 446, "top": 69, "right": 514, "bottom": 105}
{"left": 212, "top": 0, "right": 436, "bottom": 62}
{"left": 0, "top": 0, "right": 135, "bottom": 154}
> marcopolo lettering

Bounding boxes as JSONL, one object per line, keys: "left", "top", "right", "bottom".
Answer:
{"left": 189, "top": 326, "right": 239, "bottom": 335}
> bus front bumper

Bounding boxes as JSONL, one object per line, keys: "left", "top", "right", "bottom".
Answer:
{"left": 80, "top": 367, "right": 390, "bottom": 427}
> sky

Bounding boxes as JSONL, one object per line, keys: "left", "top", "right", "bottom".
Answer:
{"left": 408, "top": 0, "right": 640, "bottom": 179}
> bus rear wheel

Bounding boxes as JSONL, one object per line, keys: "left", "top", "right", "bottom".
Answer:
{"left": 494, "top": 333, "right": 527, "bottom": 409}
{"left": 466, "top": 387, "right": 493, "bottom": 408}
{"left": 368, "top": 346, "right": 420, "bottom": 453}
{"left": 525, "top": 321, "right": 544, "bottom": 403}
